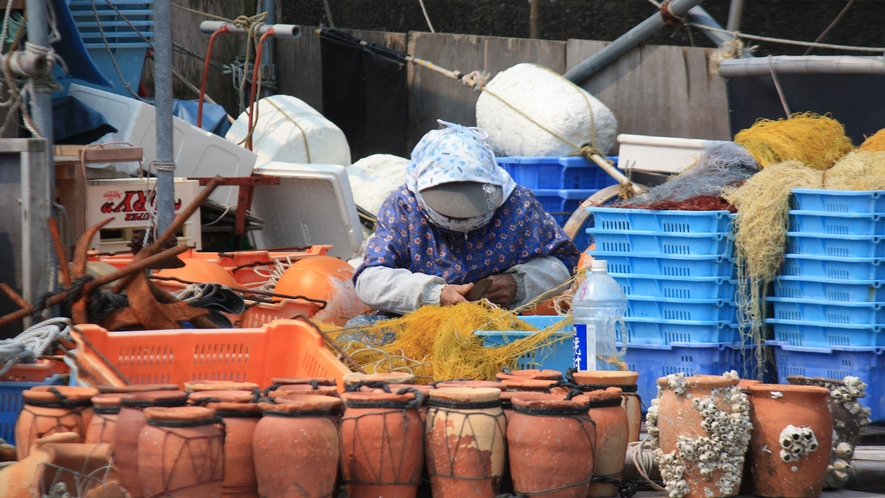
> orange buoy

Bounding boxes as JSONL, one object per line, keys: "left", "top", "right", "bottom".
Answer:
{"left": 274, "top": 256, "right": 368, "bottom": 326}
{"left": 154, "top": 259, "right": 238, "bottom": 293}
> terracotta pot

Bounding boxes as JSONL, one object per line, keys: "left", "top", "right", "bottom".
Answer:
{"left": 97, "top": 384, "right": 180, "bottom": 393}
{"left": 15, "top": 386, "right": 98, "bottom": 459}
{"left": 495, "top": 369, "right": 563, "bottom": 382}
{"left": 571, "top": 370, "right": 641, "bottom": 443}
{"left": 581, "top": 388, "right": 629, "bottom": 498}
{"left": 425, "top": 387, "right": 507, "bottom": 498}
{"left": 747, "top": 383, "right": 833, "bottom": 498}
{"left": 112, "top": 390, "right": 188, "bottom": 498}
{"left": 205, "top": 401, "right": 261, "bottom": 498}
{"left": 0, "top": 432, "right": 80, "bottom": 498}
{"left": 340, "top": 391, "right": 425, "bottom": 498}
{"left": 434, "top": 380, "right": 504, "bottom": 389}
{"left": 501, "top": 378, "right": 563, "bottom": 394}
{"left": 267, "top": 384, "right": 339, "bottom": 399}
{"left": 650, "top": 374, "right": 751, "bottom": 498}
{"left": 787, "top": 376, "right": 871, "bottom": 489}
{"left": 264, "top": 377, "right": 338, "bottom": 396}
{"left": 84, "top": 393, "right": 124, "bottom": 445}
{"left": 507, "top": 393, "right": 596, "bottom": 498}
{"left": 139, "top": 406, "right": 225, "bottom": 498}
{"left": 253, "top": 396, "right": 342, "bottom": 498}
{"left": 499, "top": 392, "right": 517, "bottom": 421}
{"left": 343, "top": 372, "right": 416, "bottom": 387}
{"left": 35, "top": 439, "right": 118, "bottom": 497}
{"left": 188, "top": 390, "right": 257, "bottom": 406}
{"left": 183, "top": 380, "right": 259, "bottom": 393}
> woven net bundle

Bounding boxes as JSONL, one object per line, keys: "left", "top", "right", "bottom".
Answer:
{"left": 621, "top": 142, "right": 759, "bottom": 211}
{"left": 734, "top": 112, "right": 854, "bottom": 170}
{"left": 824, "top": 150, "right": 885, "bottom": 190}
{"left": 324, "top": 302, "right": 571, "bottom": 383}
{"left": 859, "top": 128, "right": 885, "bottom": 152}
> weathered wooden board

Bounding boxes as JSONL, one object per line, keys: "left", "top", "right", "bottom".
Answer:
{"left": 407, "top": 31, "right": 567, "bottom": 148}
{"left": 566, "top": 40, "right": 731, "bottom": 153}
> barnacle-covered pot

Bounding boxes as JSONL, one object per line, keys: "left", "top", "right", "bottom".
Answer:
{"left": 649, "top": 372, "right": 751, "bottom": 498}
{"left": 746, "top": 384, "right": 832, "bottom": 498}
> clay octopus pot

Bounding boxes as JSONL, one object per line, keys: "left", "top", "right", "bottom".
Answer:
{"left": 507, "top": 393, "right": 596, "bottom": 498}
{"left": 747, "top": 384, "right": 833, "bottom": 498}
{"left": 650, "top": 374, "right": 751, "bottom": 498}
{"left": 579, "top": 387, "right": 629, "bottom": 498}
{"left": 501, "top": 378, "right": 565, "bottom": 394}
{"left": 264, "top": 377, "right": 338, "bottom": 397}
{"left": 97, "top": 384, "right": 180, "bottom": 394}
{"left": 424, "top": 387, "right": 507, "bottom": 498}
{"left": 267, "top": 384, "right": 339, "bottom": 399}
{"left": 188, "top": 390, "right": 257, "bottom": 406}
{"left": 84, "top": 393, "right": 124, "bottom": 445}
{"left": 787, "top": 375, "right": 871, "bottom": 489}
{"left": 204, "top": 399, "right": 261, "bottom": 498}
{"left": 499, "top": 392, "right": 517, "bottom": 421}
{"left": 253, "top": 396, "right": 342, "bottom": 498}
{"left": 111, "top": 390, "right": 188, "bottom": 498}
{"left": 138, "top": 406, "right": 225, "bottom": 498}
{"left": 183, "top": 380, "right": 259, "bottom": 393}
{"left": 571, "top": 370, "right": 641, "bottom": 443}
{"left": 15, "top": 385, "right": 98, "bottom": 459}
{"left": 434, "top": 380, "right": 504, "bottom": 389}
{"left": 0, "top": 432, "right": 80, "bottom": 498}
{"left": 340, "top": 391, "right": 425, "bottom": 498}
{"left": 34, "top": 438, "right": 119, "bottom": 497}
{"left": 343, "top": 372, "right": 416, "bottom": 391}
{"left": 495, "top": 369, "right": 563, "bottom": 382}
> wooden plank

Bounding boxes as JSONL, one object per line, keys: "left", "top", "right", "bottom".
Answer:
{"left": 566, "top": 40, "right": 731, "bottom": 154}
{"left": 81, "top": 147, "right": 144, "bottom": 164}
{"left": 407, "top": 32, "right": 567, "bottom": 149}
{"left": 276, "top": 28, "right": 324, "bottom": 113}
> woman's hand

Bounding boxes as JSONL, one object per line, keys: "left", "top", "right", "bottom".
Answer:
{"left": 484, "top": 274, "right": 517, "bottom": 307}
{"left": 440, "top": 283, "right": 473, "bottom": 306}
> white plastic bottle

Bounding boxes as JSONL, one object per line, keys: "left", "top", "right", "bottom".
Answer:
{"left": 572, "top": 259, "right": 628, "bottom": 371}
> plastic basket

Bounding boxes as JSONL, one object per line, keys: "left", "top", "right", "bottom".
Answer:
{"left": 239, "top": 299, "right": 325, "bottom": 328}
{"left": 786, "top": 232, "right": 885, "bottom": 258}
{"left": 769, "top": 341, "right": 884, "bottom": 422}
{"left": 773, "top": 276, "right": 884, "bottom": 303}
{"left": 71, "top": 319, "right": 351, "bottom": 392}
{"left": 613, "top": 274, "right": 737, "bottom": 300}
{"left": 791, "top": 188, "right": 885, "bottom": 213}
{"left": 475, "top": 316, "right": 571, "bottom": 371}
{"left": 621, "top": 317, "right": 742, "bottom": 344}
{"left": 781, "top": 254, "right": 885, "bottom": 280}
{"left": 767, "top": 317, "right": 882, "bottom": 348}
{"left": 0, "top": 360, "right": 70, "bottom": 383}
{"left": 587, "top": 207, "right": 735, "bottom": 233}
{"left": 767, "top": 297, "right": 885, "bottom": 326}
{"left": 626, "top": 296, "right": 736, "bottom": 322}
{"left": 533, "top": 188, "right": 600, "bottom": 224}
{"left": 496, "top": 156, "right": 620, "bottom": 190}
{"left": 587, "top": 251, "right": 736, "bottom": 278}
{"left": 788, "top": 210, "right": 885, "bottom": 235}
{"left": 587, "top": 229, "right": 733, "bottom": 256}
{"left": 0, "top": 374, "right": 68, "bottom": 446}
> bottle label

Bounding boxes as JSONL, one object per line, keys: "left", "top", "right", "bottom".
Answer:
{"left": 573, "top": 322, "right": 596, "bottom": 371}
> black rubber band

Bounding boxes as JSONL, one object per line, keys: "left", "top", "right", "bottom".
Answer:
{"left": 586, "top": 398, "right": 624, "bottom": 409}
{"left": 215, "top": 410, "right": 261, "bottom": 418}
{"left": 578, "top": 383, "right": 638, "bottom": 393}
{"left": 345, "top": 400, "right": 416, "bottom": 410}
{"left": 345, "top": 381, "right": 391, "bottom": 393}
{"left": 121, "top": 397, "right": 187, "bottom": 409}
{"left": 511, "top": 403, "right": 591, "bottom": 417}
{"left": 145, "top": 416, "right": 222, "bottom": 428}
{"left": 24, "top": 399, "right": 92, "bottom": 408}
{"left": 426, "top": 398, "right": 501, "bottom": 410}
{"left": 93, "top": 405, "right": 121, "bottom": 415}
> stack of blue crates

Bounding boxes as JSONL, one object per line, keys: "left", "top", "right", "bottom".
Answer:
{"left": 585, "top": 207, "right": 755, "bottom": 407}
{"left": 495, "top": 156, "right": 619, "bottom": 251}
{"left": 767, "top": 188, "right": 885, "bottom": 422}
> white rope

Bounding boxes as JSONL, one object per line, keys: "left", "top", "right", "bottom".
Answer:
{"left": 687, "top": 22, "right": 885, "bottom": 53}
{"left": 626, "top": 438, "right": 667, "bottom": 491}
{"left": 417, "top": 0, "right": 435, "bottom": 33}
{"left": 0, "top": 317, "right": 72, "bottom": 375}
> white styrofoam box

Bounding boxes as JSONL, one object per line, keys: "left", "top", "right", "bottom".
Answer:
{"left": 226, "top": 95, "right": 351, "bottom": 167}
{"left": 85, "top": 178, "right": 201, "bottom": 252}
{"left": 250, "top": 161, "right": 363, "bottom": 260}
{"left": 617, "top": 134, "right": 730, "bottom": 174}
{"left": 67, "top": 84, "right": 257, "bottom": 206}
{"left": 476, "top": 63, "right": 617, "bottom": 157}
{"left": 347, "top": 153, "right": 408, "bottom": 239}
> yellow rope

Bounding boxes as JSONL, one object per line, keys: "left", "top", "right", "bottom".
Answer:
{"left": 265, "top": 97, "right": 313, "bottom": 163}
{"left": 171, "top": 3, "right": 234, "bottom": 22}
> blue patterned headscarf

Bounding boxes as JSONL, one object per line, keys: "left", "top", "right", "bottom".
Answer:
{"left": 407, "top": 121, "right": 517, "bottom": 232}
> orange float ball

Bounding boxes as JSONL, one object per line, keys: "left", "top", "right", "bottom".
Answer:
{"left": 155, "top": 258, "right": 238, "bottom": 288}
{"left": 274, "top": 256, "right": 368, "bottom": 326}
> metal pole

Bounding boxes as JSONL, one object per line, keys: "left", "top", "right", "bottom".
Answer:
{"left": 686, "top": 6, "right": 733, "bottom": 47}
{"left": 25, "top": 0, "right": 52, "bottom": 148}
{"left": 563, "top": 0, "right": 707, "bottom": 85}
{"left": 154, "top": 0, "right": 175, "bottom": 235}
{"left": 530, "top": 0, "right": 540, "bottom": 39}
{"left": 261, "top": 0, "right": 275, "bottom": 98}
{"left": 726, "top": 0, "right": 745, "bottom": 32}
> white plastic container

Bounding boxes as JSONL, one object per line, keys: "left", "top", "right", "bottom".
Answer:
{"left": 572, "top": 259, "right": 628, "bottom": 370}
{"left": 616, "top": 134, "right": 729, "bottom": 174}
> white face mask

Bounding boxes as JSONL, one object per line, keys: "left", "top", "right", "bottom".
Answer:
{"left": 418, "top": 200, "right": 495, "bottom": 233}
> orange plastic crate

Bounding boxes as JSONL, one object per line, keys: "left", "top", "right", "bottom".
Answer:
{"left": 0, "top": 360, "right": 70, "bottom": 383}
{"left": 239, "top": 299, "right": 323, "bottom": 328}
{"left": 71, "top": 319, "right": 350, "bottom": 392}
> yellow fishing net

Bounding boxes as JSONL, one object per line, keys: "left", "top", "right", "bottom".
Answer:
{"left": 859, "top": 129, "right": 885, "bottom": 152}
{"left": 824, "top": 150, "right": 885, "bottom": 190}
{"left": 734, "top": 112, "right": 853, "bottom": 170}
{"left": 322, "top": 302, "right": 572, "bottom": 383}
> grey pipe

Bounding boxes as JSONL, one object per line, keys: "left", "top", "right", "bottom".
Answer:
{"left": 564, "top": 0, "right": 707, "bottom": 84}
{"left": 154, "top": 0, "right": 175, "bottom": 234}
{"left": 261, "top": 0, "right": 276, "bottom": 98}
{"left": 686, "top": 6, "right": 733, "bottom": 47}
{"left": 0, "top": 49, "right": 50, "bottom": 78}
{"left": 726, "top": 0, "right": 745, "bottom": 31}
{"left": 199, "top": 21, "right": 302, "bottom": 38}
{"left": 718, "top": 56, "right": 885, "bottom": 77}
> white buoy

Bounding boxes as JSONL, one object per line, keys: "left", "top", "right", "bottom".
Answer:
{"left": 476, "top": 63, "right": 617, "bottom": 157}
{"left": 226, "top": 95, "right": 352, "bottom": 166}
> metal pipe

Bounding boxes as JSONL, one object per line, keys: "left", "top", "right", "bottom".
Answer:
{"left": 686, "top": 6, "right": 733, "bottom": 47}
{"left": 199, "top": 21, "right": 302, "bottom": 38}
{"left": 563, "top": 0, "right": 707, "bottom": 84}
{"left": 726, "top": 0, "right": 745, "bottom": 32}
{"left": 261, "top": 0, "right": 276, "bottom": 98}
{"left": 530, "top": 0, "right": 540, "bottom": 39}
{"left": 0, "top": 50, "right": 50, "bottom": 78}
{"left": 248, "top": 30, "right": 274, "bottom": 150}
{"left": 717, "top": 56, "right": 885, "bottom": 77}
{"left": 197, "top": 26, "right": 229, "bottom": 128}
{"left": 154, "top": 0, "right": 175, "bottom": 235}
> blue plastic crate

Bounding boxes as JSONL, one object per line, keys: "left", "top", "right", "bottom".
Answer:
{"left": 587, "top": 207, "right": 735, "bottom": 233}
{"left": 788, "top": 210, "right": 885, "bottom": 235}
{"left": 627, "top": 296, "right": 736, "bottom": 322}
{"left": 497, "top": 156, "right": 619, "bottom": 190}
{"left": 786, "top": 232, "right": 885, "bottom": 258}
{"left": 587, "top": 229, "right": 733, "bottom": 256}
{"left": 791, "top": 188, "right": 885, "bottom": 214}
{"left": 768, "top": 297, "right": 885, "bottom": 326}
{"left": 781, "top": 254, "right": 885, "bottom": 280}
{"left": 588, "top": 251, "right": 736, "bottom": 277}
{"left": 476, "top": 316, "right": 572, "bottom": 371}
{"left": 613, "top": 273, "right": 737, "bottom": 300}
{"left": 770, "top": 341, "right": 885, "bottom": 422}
{"left": 621, "top": 317, "right": 742, "bottom": 344}
{"left": 773, "top": 276, "right": 885, "bottom": 303}
{"left": 0, "top": 374, "right": 68, "bottom": 446}
{"left": 767, "top": 317, "right": 882, "bottom": 348}
{"left": 533, "top": 188, "right": 599, "bottom": 224}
